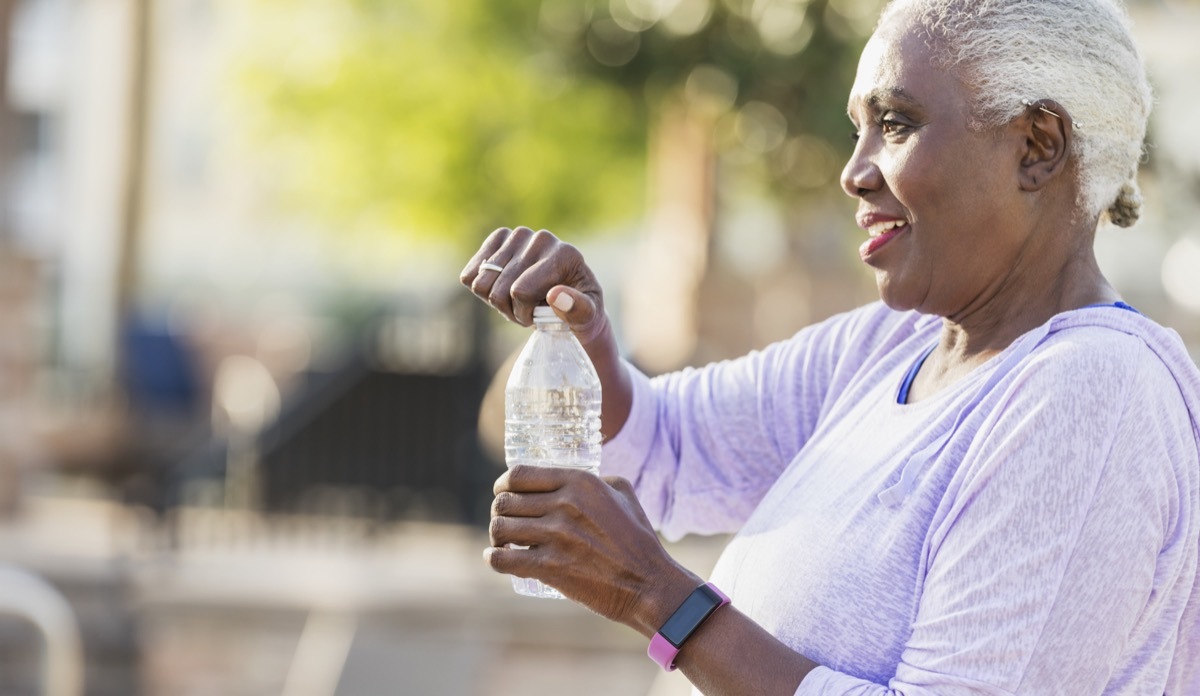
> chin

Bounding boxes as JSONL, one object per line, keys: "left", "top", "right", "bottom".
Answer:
{"left": 875, "top": 276, "right": 910, "bottom": 311}
{"left": 875, "top": 275, "right": 929, "bottom": 315}
{"left": 880, "top": 296, "right": 924, "bottom": 314}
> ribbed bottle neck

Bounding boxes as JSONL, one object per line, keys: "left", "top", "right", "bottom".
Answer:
{"left": 534, "top": 319, "right": 568, "bottom": 330}
{"left": 532, "top": 306, "right": 568, "bottom": 332}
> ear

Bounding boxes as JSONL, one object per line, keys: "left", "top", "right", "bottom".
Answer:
{"left": 1018, "top": 100, "right": 1073, "bottom": 192}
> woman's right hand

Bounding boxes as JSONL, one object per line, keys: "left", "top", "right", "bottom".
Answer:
{"left": 461, "top": 226, "right": 633, "bottom": 441}
{"left": 460, "top": 226, "right": 611, "bottom": 347}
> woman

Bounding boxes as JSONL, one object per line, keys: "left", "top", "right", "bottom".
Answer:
{"left": 461, "top": 0, "right": 1200, "bottom": 693}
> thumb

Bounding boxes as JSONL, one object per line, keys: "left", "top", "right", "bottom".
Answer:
{"left": 546, "top": 285, "right": 602, "bottom": 338}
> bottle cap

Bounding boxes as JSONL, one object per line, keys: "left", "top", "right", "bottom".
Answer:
{"left": 533, "top": 306, "right": 559, "bottom": 323}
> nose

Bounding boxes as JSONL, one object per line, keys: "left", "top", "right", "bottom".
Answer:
{"left": 840, "top": 138, "right": 882, "bottom": 198}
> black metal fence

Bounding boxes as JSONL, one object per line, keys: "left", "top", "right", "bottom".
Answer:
{"left": 167, "top": 297, "right": 500, "bottom": 536}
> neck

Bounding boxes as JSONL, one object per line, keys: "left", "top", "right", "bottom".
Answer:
{"left": 937, "top": 218, "right": 1116, "bottom": 364}
{"left": 906, "top": 243, "right": 1113, "bottom": 404}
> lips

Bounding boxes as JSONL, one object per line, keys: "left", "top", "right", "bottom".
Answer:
{"left": 857, "top": 214, "right": 910, "bottom": 261}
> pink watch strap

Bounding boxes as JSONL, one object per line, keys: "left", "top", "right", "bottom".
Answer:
{"left": 647, "top": 582, "right": 730, "bottom": 671}
{"left": 648, "top": 632, "right": 680, "bottom": 671}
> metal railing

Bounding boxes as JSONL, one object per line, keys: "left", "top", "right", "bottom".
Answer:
{"left": 0, "top": 564, "right": 84, "bottom": 696}
{"left": 167, "top": 299, "right": 499, "bottom": 549}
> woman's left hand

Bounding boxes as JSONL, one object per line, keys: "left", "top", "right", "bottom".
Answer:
{"left": 485, "top": 465, "right": 701, "bottom": 636}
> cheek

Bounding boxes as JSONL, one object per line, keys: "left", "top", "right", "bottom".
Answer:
{"left": 886, "top": 141, "right": 984, "bottom": 229}
{"left": 879, "top": 146, "right": 932, "bottom": 216}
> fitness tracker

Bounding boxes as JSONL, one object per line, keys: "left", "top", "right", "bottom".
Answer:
{"left": 647, "top": 582, "right": 730, "bottom": 671}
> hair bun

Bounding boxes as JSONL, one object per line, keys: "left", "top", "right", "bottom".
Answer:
{"left": 1107, "top": 180, "right": 1142, "bottom": 228}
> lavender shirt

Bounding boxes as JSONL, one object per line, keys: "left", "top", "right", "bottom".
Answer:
{"left": 602, "top": 303, "right": 1200, "bottom": 695}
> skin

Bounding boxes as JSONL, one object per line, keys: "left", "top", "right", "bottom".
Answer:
{"left": 843, "top": 19, "right": 1117, "bottom": 401}
{"left": 460, "top": 225, "right": 634, "bottom": 439}
{"left": 459, "top": 9, "right": 1117, "bottom": 694}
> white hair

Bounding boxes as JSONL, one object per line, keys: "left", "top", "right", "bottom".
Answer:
{"left": 878, "top": 0, "right": 1153, "bottom": 227}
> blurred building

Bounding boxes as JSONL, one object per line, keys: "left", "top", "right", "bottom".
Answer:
{"left": 4, "top": 0, "right": 136, "bottom": 382}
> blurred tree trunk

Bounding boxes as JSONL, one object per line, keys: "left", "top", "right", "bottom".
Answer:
{"left": 0, "top": 0, "right": 18, "bottom": 214}
{"left": 623, "top": 99, "right": 716, "bottom": 374}
{"left": 0, "top": 0, "right": 32, "bottom": 516}
{"left": 115, "top": 0, "right": 150, "bottom": 331}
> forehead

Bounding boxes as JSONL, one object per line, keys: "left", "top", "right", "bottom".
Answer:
{"left": 847, "top": 14, "right": 969, "bottom": 118}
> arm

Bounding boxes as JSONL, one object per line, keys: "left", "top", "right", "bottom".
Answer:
{"left": 601, "top": 347, "right": 811, "bottom": 539}
{"left": 488, "top": 340, "right": 1196, "bottom": 696}
{"left": 601, "top": 305, "right": 895, "bottom": 539}
{"left": 464, "top": 227, "right": 862, "bottom": 538}
{"left": 486, "top": 464, "right": 820, "bottom": 695}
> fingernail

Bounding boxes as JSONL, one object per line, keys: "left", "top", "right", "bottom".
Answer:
{"left": 552, "top": 292, "right": 574, "bottom": 313}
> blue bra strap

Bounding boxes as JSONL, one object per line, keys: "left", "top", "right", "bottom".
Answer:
{"left": 1083, "top": 301, "right": 1140, "bottom": 314}
{"left": 897, "top": 343, "right": 937, "bottom": 405}
{"left": 878, "top": 322, "right": 1054, "bottom": 507}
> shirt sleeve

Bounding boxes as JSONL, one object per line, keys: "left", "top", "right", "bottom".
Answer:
{"left": 796, "top": 339, "right": 1198, "bottom": 695}
{"left": 601, "top": 305, "right": 889, "bottom": 541}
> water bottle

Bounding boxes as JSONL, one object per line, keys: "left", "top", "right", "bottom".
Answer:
{"left": 504, "top": 305, "right": 603, "bottom": 599}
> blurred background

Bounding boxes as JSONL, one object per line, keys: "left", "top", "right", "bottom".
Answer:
{"left": 0, "top": 0, "right": 1195, "bottom": 694}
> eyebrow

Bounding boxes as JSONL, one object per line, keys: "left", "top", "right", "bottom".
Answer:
{"left": 847, "top": 87, "right": 922, "bottom": 119}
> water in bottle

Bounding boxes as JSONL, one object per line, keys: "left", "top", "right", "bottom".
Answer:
{"left": 504, "top": 305, "right": 602, "bottom": 599}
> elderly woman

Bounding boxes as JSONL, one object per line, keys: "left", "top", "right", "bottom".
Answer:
{"left": 461, "top": 0, "right": 1200, "bottom": 693}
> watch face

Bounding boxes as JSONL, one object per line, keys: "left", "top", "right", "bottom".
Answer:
{"left": 659, "top": 585, "right": 723, "bottom": 648}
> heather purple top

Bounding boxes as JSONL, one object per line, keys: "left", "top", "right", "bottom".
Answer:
{"left": 602, "top": 302, "right": 1200, "bottom": 695}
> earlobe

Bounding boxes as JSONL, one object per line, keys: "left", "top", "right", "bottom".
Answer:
{"left": 1018, "top": 100, "right": 1071, "bottom": 193}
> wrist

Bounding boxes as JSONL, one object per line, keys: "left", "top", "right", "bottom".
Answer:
{"left": 631, "top": 566, "right": 703, "bottom": 639}
{"left": 582, "top": 314, "right": 634, "bottom": 442}
{"left": 646, "top": 581, "right": 731, "bottom": 672}
{"left": 575, "top": 308, "right": 614, "bottom": 350}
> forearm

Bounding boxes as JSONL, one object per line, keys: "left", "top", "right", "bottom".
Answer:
{"left": 628, "top": 572, "right": 819, "bottom": 696}
{"left": 488, "top": 466, "right": 822, "bottom": 696}
{"left": 578, "top": 315, "right": 633, "bottom": 442}
{"left": 676, "top": 607, "right": 818, "bottom": 696}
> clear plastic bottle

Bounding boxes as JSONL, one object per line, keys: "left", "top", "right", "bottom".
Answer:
{"left": 503, "top": 305, "right": 603, "bottom": 599}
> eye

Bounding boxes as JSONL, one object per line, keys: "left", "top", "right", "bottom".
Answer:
{"left": 878, "top": 113, "right": 912, "bottom": 136}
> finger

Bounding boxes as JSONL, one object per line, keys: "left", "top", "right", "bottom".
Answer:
{"left": 494, "top": 464, "right": 575, "bottom": 496}
{"left": 469, "top": 226, "right": 532, "bottom": 305}
{"left": 491, "top": 490, "right": 547, "bottom": 519}
{"left": 603, "top": 475, "right": 637, "bottom": 499}
{"left": 504, "top": 231, "right": 562, "bottom": 326}
{"left": 484, "top": 544, "right": 549, "bottom": 579}
{"left": 603, "top": 475, "right": 656, "bottom": 527}
{"left": 486, "top": 229, "right": 560, "bottom": 325}
{"left": 488, "top": 514, "right": 548, "bottom": 548}
{"left": 460, "top": 227, "right": 511, "bottom": 287}
{"left": 472, "top": 226, "right": 537, "bottom": 318}
{"left": 545, "top": 284, "right": 600, "bottom": 333}
{"left": 539, "top": 242, "right": 609, "bottom": 344}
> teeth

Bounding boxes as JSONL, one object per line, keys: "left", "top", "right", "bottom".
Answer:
{"left": 866, "top": 220, "right": 907, "bottom": 237}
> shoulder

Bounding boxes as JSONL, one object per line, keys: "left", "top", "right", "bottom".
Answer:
{"left": 1028, "top": 321, "right": 1200, "bottom": 545}
{"left": 1029, "top": 323, "right": 1186, "bottom": 406}
{"left": 997, "top": 322, "right": 1198, "bottom": 476}
{"left": 1032, "top": 324, "right": 1158, "bottom": 375}
{"left": 954, "top": 321, "right": 1198, "bottom": 514}
{"left": 957, "top": 317, "right": 1199, "bottom": 456}
{"left": 1033, "top": 307, "right": 1200, "bottom": 407}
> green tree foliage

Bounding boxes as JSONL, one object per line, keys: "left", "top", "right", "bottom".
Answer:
{"left": 229, "top": 0, "right": 646, "bottom": 250}
{"left": 546, "top": 0, "right": 881, "bottom": 191}
{"left": 228, "top": 0, "right": 878, "bottom": 251}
